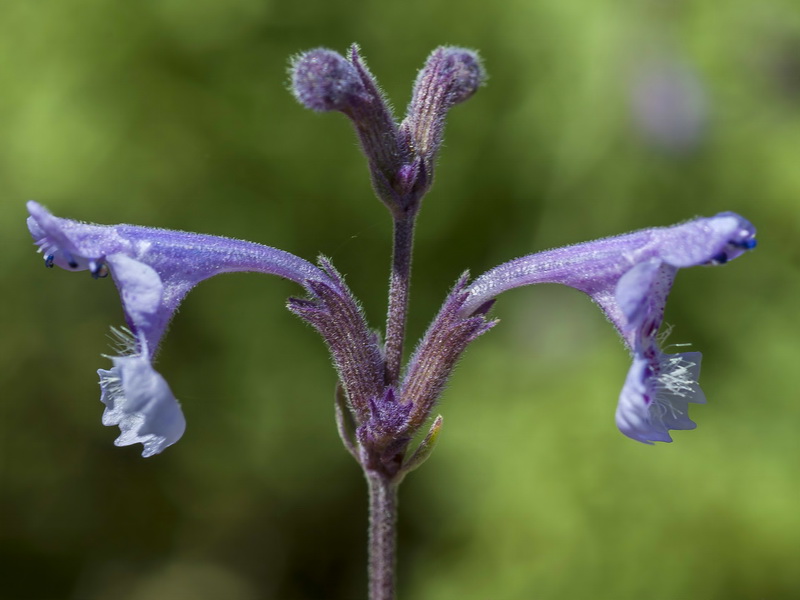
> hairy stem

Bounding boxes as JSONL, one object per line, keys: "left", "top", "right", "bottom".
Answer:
{"left": 367, "top": 472, "right": 399, "bottom": 600}
{"left": 385, "top": 215, "right": 415, "bottom": 383}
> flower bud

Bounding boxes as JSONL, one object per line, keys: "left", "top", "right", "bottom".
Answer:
{"left": 438, "top": 47, "right": 485, "bottom": 106}
{"left": 402, "top": 47, "right": 485, "bottom": 158}
{"left": 290, "top": 48, "right": 366, "bottom": 113}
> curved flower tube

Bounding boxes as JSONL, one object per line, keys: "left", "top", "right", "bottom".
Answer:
{"left": 27, "top": 201, "right": 328, "bottom": 456}
{"left": 461, "top": 213, "right": 756, "bottom": 444}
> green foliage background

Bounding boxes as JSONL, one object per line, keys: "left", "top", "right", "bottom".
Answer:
{"left": 1, "top": 1, "right": 799, "bottom": 598}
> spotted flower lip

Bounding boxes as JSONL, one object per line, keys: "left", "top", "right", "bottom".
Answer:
{"left": 461, "top": 212, "right": 756, "bottom": 443}
{"left": 27, "top": 201, "right": 330, "bottom": 456}
{"left": 616, "top": 352, "right": 706, "bottom": 444}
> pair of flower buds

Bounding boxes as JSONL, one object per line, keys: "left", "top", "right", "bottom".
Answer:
{"left": 28, "top": 45, "right": 756, "bottom": 475}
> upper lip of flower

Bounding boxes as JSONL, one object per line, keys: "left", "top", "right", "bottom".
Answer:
{"left": 28, "top": 200, "right": 127, "bottom": 274}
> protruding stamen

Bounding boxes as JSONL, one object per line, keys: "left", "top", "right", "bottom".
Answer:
{"left": 63, "top": 251, "right": 79, "bottom": 269}
{"left": 105, "top": 326, "right": 139, "bottom": 357}
{"left": 90, "top": 261, "right": 109, "bottom": 279}
{"left": 44, "top": 254, "right": 55, "bottom": 268}
{"left": 706, "top": 252, "right": 728, "bottom": 265}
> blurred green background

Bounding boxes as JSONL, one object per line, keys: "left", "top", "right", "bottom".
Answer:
{"left": 1, "top": 0, "right": 799, "bottom": 598}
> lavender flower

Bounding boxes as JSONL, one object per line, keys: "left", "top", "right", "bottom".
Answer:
{"left": 27, "top": 200, "right": 327, "bottom": 456}
{"left": 462, "top": 213, "right": 756, "bottom": 443}
{"left": 29, "top": 44, "right": 756, "bottom": 599}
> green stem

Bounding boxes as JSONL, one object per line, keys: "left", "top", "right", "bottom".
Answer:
{"left": 367, "top": 472, "right": 399, "bottom": 600}
{"left": 384, "top": 215, "right": 415, "bottom": 384}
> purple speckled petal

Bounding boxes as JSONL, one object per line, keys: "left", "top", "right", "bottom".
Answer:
{"left": 615, "top": 258, "right": 664, "bottom": 329}
{"left": 103, "top": 254, "right": 164, "bottom": 352}
{"left": 462, "top": 213, "right": 755, "bottom": 444}
{"left": 28, "top": 201, "right": 327, "bottom": 455}
{"left": 617, "top": 352, "right": 705, "bottom": 444}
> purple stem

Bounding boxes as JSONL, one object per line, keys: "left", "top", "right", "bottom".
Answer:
{"left": 367, "top": 472, "right": 399, "bottom": 600}
{"left": 384, "top": 215, "right": 415, "bottom": 384}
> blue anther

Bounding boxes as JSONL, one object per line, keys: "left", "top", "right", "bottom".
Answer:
{"left": 44, "top": 254, "right": 54, "bottom": 268}
{"left": 733, "top": 238, "right": 757, "bottom": 250}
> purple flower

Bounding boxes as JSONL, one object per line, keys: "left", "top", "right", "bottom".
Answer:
{"left": 462, "top": 213, "right": 756, "bottom": 443}
{"left": 27, "top": 201, "right": 327, "bottom": 456}
{"left": 29, "top": 45, "right": 756, "bottom": 466}
{"left": 28, "top": 44, "right": 758, "bottom": 598}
